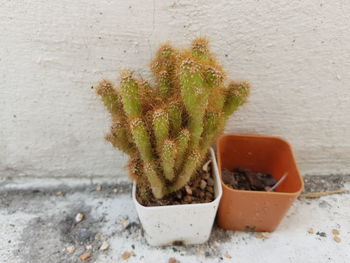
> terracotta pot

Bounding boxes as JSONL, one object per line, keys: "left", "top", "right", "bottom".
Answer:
{"left": 216, "top": 134, "right": 304, "bottom": 232}
{"left": 133, "top": 148, "right": 223, "bottom": 246}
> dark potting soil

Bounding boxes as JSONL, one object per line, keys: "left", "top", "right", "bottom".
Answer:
{"left": 136, "top": 160, "right": 216, "bottom": 207}
{"left": 222, "top": 168, "right": 277, "bottom": 191}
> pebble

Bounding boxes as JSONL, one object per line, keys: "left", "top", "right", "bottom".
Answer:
{"left": 332, "top": 229, "right": 340, "bottom": 235}
{"left": 308, "top": 228, "right": 315, "bottom": 234}
{"left": 207, "top": 177, "right": 214, "bottom": 186}
{"left": 334, "top": 236, "right": 341, "bottom": 243}
{"left": 119, "top": 217, "right": 130, "bottom": 229}
{"left": 121, "top": 251, "right": 134, "bottom": 260}
{"left": 255, "top": 232, "right": 270, "bottom": 239}
{"left": 66, "top": 245, "right": 75, "bottom": 254}
{"left": 168, "top": 257, "right": 180, "bottom": 263}
{"left": 99, "top": 241, "right": 109, "bottom": 251}
{"left": 85, "top": 245, "right": 92, "bottom": 250}
{"left": 185, "top": 185, "right": 192, "bottom": 195}
{"left": 200, "top": 180, "right": 207, "bottom": 190}
{"left": 316, "top": 231, "right": 327, "bottom": 237}
{"left": 198, "top": 249, "right": 205, "bottom": 255}
{"left": 96, "top": 185, "right": 102, "bottom": 191}
{"left": 204, "top": 251, "right": 211, "bottom": 257}
{"left": 113, "top": 188, "right": 118, "bottom": 193}
{"left": 75, "top": 213, "right": 85, "bottom": 223}
{"left": 79, "top": 251, "right": 92, "bottom": 261}
{"left": 55, "top": 191, "right": 63, "bottom": 196}
{"left": 207, "top": 186, "right": 214, "bottom": 193}
{"left": 202, "top": 160, "right": 211, "bottom": 172}
{"left": 224, "top": 253, "right": 232, "bottom": 259}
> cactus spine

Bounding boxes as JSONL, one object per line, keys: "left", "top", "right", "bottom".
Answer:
{"left": 97, "top": 38, "right": 249, "bottom": 199}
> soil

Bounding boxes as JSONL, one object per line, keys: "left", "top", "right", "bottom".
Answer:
{"left": 222, "top": 168, "right": 277, "bottom": 191}
{"left": 136, "top": 160, "right": 215, "bottom": 207}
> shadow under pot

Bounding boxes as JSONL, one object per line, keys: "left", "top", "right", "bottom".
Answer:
{"left": 216, "top": 134, "right": 304, "bottom": 232}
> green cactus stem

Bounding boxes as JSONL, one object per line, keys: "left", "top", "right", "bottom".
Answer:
{"left": 106, "top": 121, "right": 135, "bottom": 156}
{"left": 161, "top": 139, "right": 177, "bottom": 181}
{"left": 151, "top": 44, "right": 176, "bottom": 98}
{"left": 169, "top": 149, "right": 201, "bottom": 192}
{"left": 119, "top": 71, "right": 142, "bottom": 118}
{"left": 152, "top": 108, "right": 169, "bottom": 153}
{"left": 174, "top": 129, "right": 190, "bottom": 171}
{"left": 223, "top": 81, "right": 250, "bottom": 118}
{"left": 95, "top": 80, "right": 125, "bottom": 121}
{"left": 167, "top": 101, "right": 182, "bottom": 137}
{"left": 179, "top": 58, "right": 208, "bottom": 146}
{"left": 143, "top": 162, "right": 166, "bottom": 199}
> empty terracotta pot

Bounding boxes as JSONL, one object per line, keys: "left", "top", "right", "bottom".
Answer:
{"left": 216, "top": 134, "right": 304, "bottom": 232}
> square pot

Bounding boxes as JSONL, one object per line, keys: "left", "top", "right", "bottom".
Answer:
{"left": 216, "top": 134, "right": 304, "bottom": 232}
{"left": 132, "top": 148, "right": 223, "bottom": 246}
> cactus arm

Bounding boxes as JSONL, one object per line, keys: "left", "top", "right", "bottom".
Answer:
{"left": 161, "top": 140, "right": 176, "bottom": 181}
{"left": 179, "top": 58, "right": 208, "bottom": 147}
{"left": 168, "top": 149, "right": 201, "bottom": 192}
{"left": 129, "top": 118, "right": 166, "bottom": 198}
{"left": 143, "top": 162, "right": 166, "bottom": 198}
{"left": 191, "top": 37, "right": 212, "bottom": 63}
{"left": 119, "top": 71, "right": 142, "bottom": 118}
{"left": 152, "top": 108, "right": 169, "bottom": 153}
{"left": 105, "top": 121, "right": 136, "bottom": 156}
{"left": 174, "top": 129, "right": 190, "bottom": 171}
{"left": 151, "top": 44, "right": 176, "bottom": 97}
{"left": 223, "top": 81, "right": 250, "bottom": 118}
{"left": 167, "top": 101, "right": 182, "bottom": 137}
{"left": 96, "top": 80, "right": 125, "bottom": 121}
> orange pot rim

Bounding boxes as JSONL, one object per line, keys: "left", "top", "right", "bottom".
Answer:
{"left": 217, "top": 133, "right": 304, "bottom": 196}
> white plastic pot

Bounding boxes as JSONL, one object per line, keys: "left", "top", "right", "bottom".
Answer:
{"left": 132, "top": 148, "right": 223, "bottom": 246}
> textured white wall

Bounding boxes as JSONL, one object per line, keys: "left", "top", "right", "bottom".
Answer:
{"left": 1, "top": 0, "right": 349, "bottom": 179}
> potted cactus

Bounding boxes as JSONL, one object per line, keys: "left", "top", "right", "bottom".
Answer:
{"left": 96, "top": 38, "right": 249, "bottom": 246}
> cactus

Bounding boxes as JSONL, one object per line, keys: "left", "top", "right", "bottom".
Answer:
{"left": 97, "top": 38, "right": 250, "bottom": 199}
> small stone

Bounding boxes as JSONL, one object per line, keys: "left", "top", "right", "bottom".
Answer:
{"left": 224, "top": 253, "right": 232, "bottom": 259}
{"left": 198, "top": 249, "right": 205, "bottom": 255}
{"left": 185, "top": 185, "right": 192, "bottom": 195}
{"left": 308, "top": 228, "right": 315, "bottom": 234}
{"left": 200, "top": 180, "right": 207, "bottom": 190}
{"left": 202, "top": 160, "right": 211, "bottom": 172}
{"left": 168, "top": 257, "right": 180, "bottom": 263}
{"left": 207, "top": 186, "right": 214, "bottom": 193}
{"left": 207, "top": 177, "right": 214, "bottom": 186}
{"left": 316, "top": 231, "right": 327, "bottom": 237}
{"left": 121, "top": 251, "right": 134, "bottom": 260}
{"left": 332, "top": 229, "right": 340, "bottom": 235}
{"left": 96, "top": 185, "right": 102, "bottom": 191}
{"left": 255, "top": 233, "right": 263, "bottom": 238}
{"left": 204, "top": 251, "right": 210, "bottom": 257}
{"left": 95, "top": 233, "right": 103, "bottom": 241}
{"left": 119, "top": 218, "right": 129, "bottom": 229}
{"left": 79, "top": 251, "right": 91, "bottom": 261}
{"left": 255, "top": 233, "right": 265, "bottom": 239}
{"left": 85, "top": 245, "right": 92, "bottom": 250}
{"left": 334, "top": 236, "right": 341, "bottom": 243}
{"left": 75, "top": 213, "right": 84, "bottom": 223}
{"left": 66, "top": 245, "right": 75, "bottom": 254}
{"left": 99, "top": 241, "right": 109, "bottom": 251}
{"left": 113, "top": 188, "right": 118, "bottom": 193}
{"left": 55, "top": 191, "right": 63, "bottom": 196}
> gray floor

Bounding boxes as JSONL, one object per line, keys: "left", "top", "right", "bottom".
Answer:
{"left": 0, "top": 175, "right": 349, "bottom": 263}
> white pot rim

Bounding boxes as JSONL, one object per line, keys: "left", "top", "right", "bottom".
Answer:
{"left": 132, "top": 147, "right": 223, "bottom": 210}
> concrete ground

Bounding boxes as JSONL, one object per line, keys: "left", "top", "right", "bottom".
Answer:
{"left": 0, "top": 175, "right": 349, "bottom": 263}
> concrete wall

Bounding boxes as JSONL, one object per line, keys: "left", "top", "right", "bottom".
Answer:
{"left": 1, "top": 0, "right": 349, "bottom": 179}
